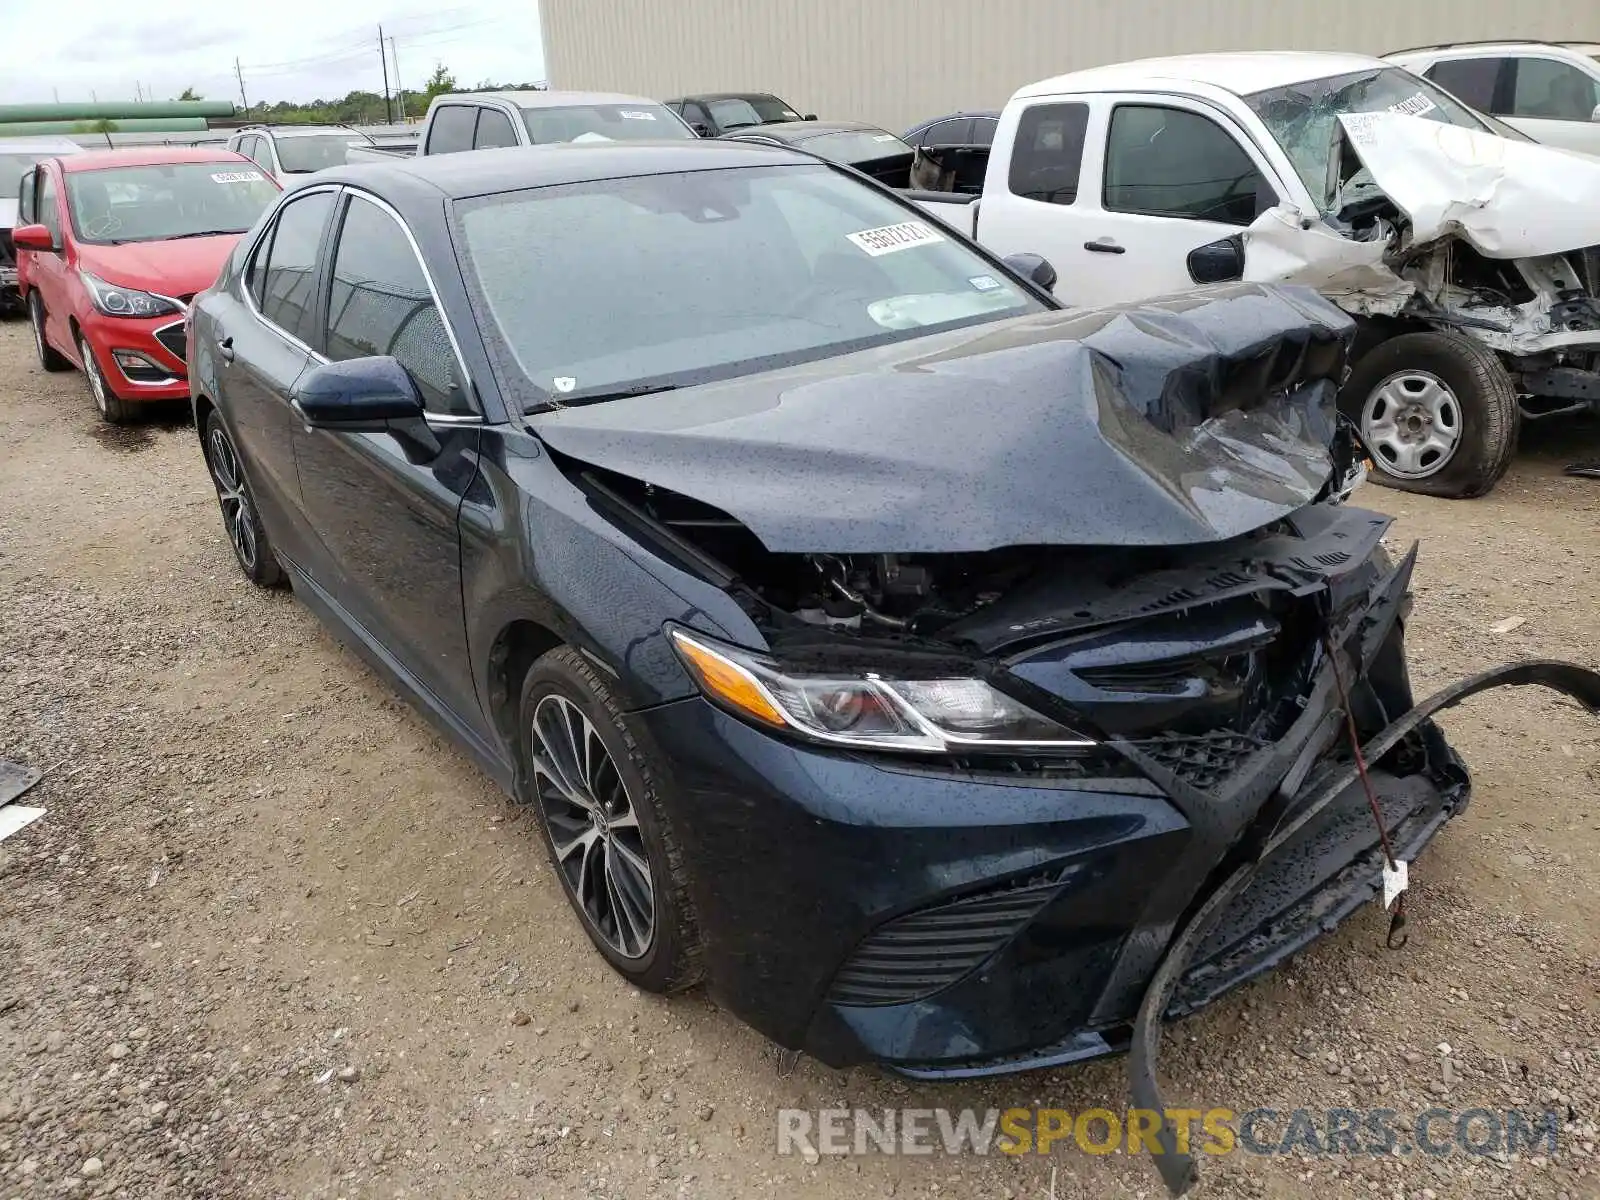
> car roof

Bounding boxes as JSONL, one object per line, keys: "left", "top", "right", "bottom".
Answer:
{"left": 316, "top": 140, "right": 815, "bottom": 199}
{"left": 732, "top": 120, "right": 890, "bottom": 141}
{"left": 0, "top": 136, "right": 83, "bottom": 155}
{"left": 1019, "top": 51, "right": 1392, "bottom": 99}
{"left": 59, "top": 146, "right": 253, "bottom": 173}
{"left": 678, "top": 92, "right": 785, "bottom": 102}
{"left": 1388, "top": 40, "right": 1600, "bottom": 59}
{"left": 444, "top": 89, "right": 665, "bottom": 111}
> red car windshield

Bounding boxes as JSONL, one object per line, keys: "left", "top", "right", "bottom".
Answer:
{"left": 65, "top": 162, "right": 280, "bottom": 245}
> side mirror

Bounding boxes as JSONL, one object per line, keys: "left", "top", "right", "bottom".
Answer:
{"left": 292, "top": 356, "right": 425, "bottom": 428}
{"left": 1187, "top": 236, "right": 1245, "bottom": 285}
{"left": 11, "top": 223, "right": 57, "bottom": 253}
{"left": 804, "top": 113, "right": 819, "bottom": 121}
{"left": 1002, "top": 251, "right": 1057, "bottom": 293}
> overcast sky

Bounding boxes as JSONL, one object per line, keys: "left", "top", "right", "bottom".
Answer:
{"left": 0, "top": 0, "right": 546, "bottom": 107}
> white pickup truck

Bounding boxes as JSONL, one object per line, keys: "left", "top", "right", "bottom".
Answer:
{"left": 346, "top": 90, "right": 698, "bottom": 163}
{"left": 906, "top": 52, "right": 1600, "bottom": 498}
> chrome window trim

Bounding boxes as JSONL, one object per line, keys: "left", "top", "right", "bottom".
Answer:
{"left": 336, "top": 187, "right": 481, "bottom": 422}
{"left": 239, "top": 183, "right": 342, "bottom": 361}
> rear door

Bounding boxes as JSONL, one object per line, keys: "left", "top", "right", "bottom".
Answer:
{"left": 222, "top": 186, "right": 337, "bottom": 559}
{"left": 290, "top": 189, "right": 486, "bottom": 731}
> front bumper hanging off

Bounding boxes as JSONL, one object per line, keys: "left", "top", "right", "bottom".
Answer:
{"left": 1131, "top": 659, "right": 1600, "bottom": 1197}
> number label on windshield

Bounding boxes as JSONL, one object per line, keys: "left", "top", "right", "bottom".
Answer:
{"left": 619, "top": 110, "right": 657, "bottom": 121}
{"left": 1387, "top": 93, "right": 1438, "bottom": 118}
{"left": 211, "top": 170, "right": 265, "bottom": 184}
{"left": 846, "top": 220, "right": 945, "bottom": 257}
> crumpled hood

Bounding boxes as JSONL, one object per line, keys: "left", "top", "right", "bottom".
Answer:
{"left": 76, "top": 235, "right": 241, "bottom": 298}
{"left": 1336, "top": 111, "right": 1600, "bottom": 259}
{"left": 532, "top": 284, "right": 1354, "bottom": 554}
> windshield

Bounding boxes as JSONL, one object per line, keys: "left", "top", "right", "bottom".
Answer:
{"left": 708, "top": 95, "right": 801, "bottom": 129}
{"left": 520, "top": 103, "right": 694, "bottom": 144}
{"left": 65, "top": 163, "right": 280, "bottom": 245}
{"left": 1247, "top": 68, "right": 1499, "bottom": 208}
{"left": 456, "top": 164, "right": 1041, "bottom": 405}
{"left": 795, "top": 129, "right": 913, "bottom": 165}
{"left": 275, "top": 134, "right": 364, "bottom": 173}
{"left": 0, "top": 153, "right": 43, "bottom": 200}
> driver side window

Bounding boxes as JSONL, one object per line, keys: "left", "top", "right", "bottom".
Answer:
{"left": 39, "top": 172, "right": 60, "bottom": 240}
{"left": 1103, "top": 104, "right": 1272, "bottom": 226}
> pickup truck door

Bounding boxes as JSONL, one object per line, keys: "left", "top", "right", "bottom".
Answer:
{"left": 976, "top": 94, "right": 1286, "bottom": 307}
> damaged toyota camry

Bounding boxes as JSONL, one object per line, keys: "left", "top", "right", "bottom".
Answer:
{"left": 188, "top": 142, "right": 1600, "bottom": 1163}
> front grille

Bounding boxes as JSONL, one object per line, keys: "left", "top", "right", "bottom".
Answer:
{"left": 1132, "top": 731, "right": 1267, "bottom": 791}
{"left": 827, "top": 874, "right": 1065, "bottom": 1007}
{"left": 153, "top": 322, "right": 187, "bottom": 363}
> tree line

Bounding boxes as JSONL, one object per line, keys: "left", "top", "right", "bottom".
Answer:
{"left": 177, "top": 66, "right": 548, "bottom": 126}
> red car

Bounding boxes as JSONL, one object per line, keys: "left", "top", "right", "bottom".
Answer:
{"left": 13, "top": 146, "right": 281, "bottom": 423}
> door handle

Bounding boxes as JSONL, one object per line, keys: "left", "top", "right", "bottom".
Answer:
{"left": 1084, "top": 238, "right": 1126, "bottom": 254}
{"left": 218, "top": 336, "right": 234, "bottom": 363}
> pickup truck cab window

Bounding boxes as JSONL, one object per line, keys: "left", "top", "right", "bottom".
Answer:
{"left": 325, "top": 194, "right": 472, "bottom": 416}
{"left": 1103, "top": 104, "right": 1269, "bottom": 225}
{"left": 520, "top": 103, "right": 694, "bottom": 144}
{"left": 474, "top": 108, "right": 520, "bottom": 150}
{"left": 426, "top": 105, "right": 479, "bottom": 155}
{"left": 1007, "top": 102, "right": 1090, "bottom": 205}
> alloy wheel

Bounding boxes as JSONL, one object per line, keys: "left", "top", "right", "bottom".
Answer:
{"left": 1360, "top": 370, "right": 1462, "bottom": 480}
{"left": 79, "top": 336, "right": 109, "bottom": 418}
{"left": 206, "top": 426, "right": 259, "bottom": 574}
{"left": 528, "top": 694, "right": 655, "bottom": 960}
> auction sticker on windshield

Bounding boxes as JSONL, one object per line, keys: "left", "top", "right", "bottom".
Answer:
{"left": 1387, "top": 93, "right": 1439, "bottom": 118}
{"left": 619, "top": 110, "right": 657, "bottom": 121}
{"left": 847, "top": 221, "right": 944, "bottom": 257}
{"left": 211, "top": 170, "right": 265, "bottom": 183}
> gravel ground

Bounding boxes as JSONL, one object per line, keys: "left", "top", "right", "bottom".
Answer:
{"left": 1, "top": 317, "right": 1598, "bottom": 1200}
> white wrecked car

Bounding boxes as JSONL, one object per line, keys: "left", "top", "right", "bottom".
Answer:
{"left": 906, "top": 52, "right": 1600, "bottom": 497}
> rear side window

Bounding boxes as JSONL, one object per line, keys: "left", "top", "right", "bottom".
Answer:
{"left": 1103, "top": 105, "right": 1269, "bottom": 226}
{"left": 474, "top": 108, "right": 518, "bottom": 149}
{"left": 1007, "top": 102, "right": 1089, "bottom": 205}
{"left": 1509, "top": 57, "right": 1600, "bottom": 121}
{"left": 914, "top": 118, "right": 969, "bottom": 147}
{"left": 1425, "top": 58, "right": 1504, "bottom": 112}
{"left": 324, "top": 196, "right": 469, "bottom": 415}
{"left": 256, "top": 191, "right": 333, "bottom": 347}
{"left": 427, "top": 106, "right": 478, "bottom": 154}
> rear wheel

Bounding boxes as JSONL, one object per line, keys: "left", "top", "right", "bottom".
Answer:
{"left": 202, "top": 410, "right": 284, "bottom": 588}
{"left": 29, "top": 293, "right": 70, "bottom": 371}
{"left": 77, "top": 331, "right": 137, "bottom": 424}
{"left": 1340, "top": 331, "right": 1518, "bottom": 499}
{"left": 520, "top": 647, "right": 703, "bottom": 993}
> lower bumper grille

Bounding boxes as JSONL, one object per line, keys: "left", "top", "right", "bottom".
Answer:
{"left": 153, "top": 322, "right": 187, "bottom": 363}
{"left": 827, "top": 874, "right": 1065, "bottom": 1007}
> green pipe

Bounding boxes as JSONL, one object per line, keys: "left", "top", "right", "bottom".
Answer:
{"left": 0, "top": 101, "right": 234, "bottom": 122}
{"left": 0, "top": 118, "right": 211, "bottom": 136}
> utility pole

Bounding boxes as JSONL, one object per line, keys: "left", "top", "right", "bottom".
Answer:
{"left": 235, "top": 57, "right": 250, "bottom": 120}
{"left": 378, "top": 25, "right": 392, "bottom": 124}
{"left": 389, "top": 36, "right": 404, "bottom": 123}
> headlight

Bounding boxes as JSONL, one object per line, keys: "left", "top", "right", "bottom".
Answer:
{"left": 669, "top": 628, "right": 1095, "bottom": 753}
{"left": 80, "top": 272, "right": 181, "bottom": 319}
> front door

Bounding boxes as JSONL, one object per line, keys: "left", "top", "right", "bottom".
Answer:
{"left": 291, "top": 189, "right": 488, "bottom": 735}
{"left": 27, "top": 168, "right": 71, "bottom": 350}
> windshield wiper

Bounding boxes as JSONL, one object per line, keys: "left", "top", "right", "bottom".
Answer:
{"left": 526, "top": 382, "right": 678, "bottom": 413}
{"left": 164, "top": 229, "right": 246, "bottom": 240}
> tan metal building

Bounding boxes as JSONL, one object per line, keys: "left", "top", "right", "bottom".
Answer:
{"left": 538, "top": 0, "right": 1596, "bottom": 133}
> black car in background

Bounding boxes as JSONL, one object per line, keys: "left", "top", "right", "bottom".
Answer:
{"left": 186, "top": 140, "right": 1598, "bottom": 1119}
{"left": 720, "top": 120, "right": 916, "bottom": 185}
{"left": 903, "top": 109, "right": 1001, "bottom": 148}
{"left": 665, "top": 92, "right": 816, "bottom": 136}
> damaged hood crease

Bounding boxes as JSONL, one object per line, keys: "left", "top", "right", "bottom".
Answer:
{"left": 533, "top": 285, "right": 1354, "bottom": 554}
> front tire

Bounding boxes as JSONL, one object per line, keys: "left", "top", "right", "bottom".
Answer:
{"left": 202, "top": 410, "right": 284, "bottom": 588}
{"left": 520, "top": 647, "right": 703, "bottom": 993}
{"left": 1340, "top": 331, "right": 1518, "bottom": 499}
{"left": 77, "top": 331, "right": 136, "bottom": 424}
{"left": 29, "top": 293, "right": 70, "bottom": 371}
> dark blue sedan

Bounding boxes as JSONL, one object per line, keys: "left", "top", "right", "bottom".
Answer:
{"left": 185, "top": 139, "right": 1594, "bottom": 1111}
